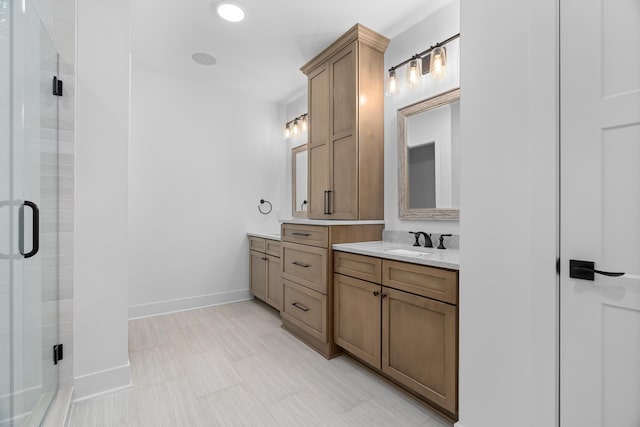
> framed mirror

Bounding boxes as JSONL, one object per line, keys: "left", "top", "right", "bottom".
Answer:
{"left": 398, "top": 88, "right": 460, "bottom": 220}
{"left": 292, "top": 144, "right": 308, "bottom": 217}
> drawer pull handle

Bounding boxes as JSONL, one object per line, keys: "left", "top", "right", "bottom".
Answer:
{"left": 373, "top": 291, "right": 380, "bottom": 296}
{"left": 262, "top": 257, "right": 268, "bottom": 261}
{"left": 292, "top": 302, "right": 310, "bottom": 312}
{"left": 292, "top": 261, "right": 310, "bottom": 268}
{"left": 291, "top": 232, "right": 311, "bottom": 237}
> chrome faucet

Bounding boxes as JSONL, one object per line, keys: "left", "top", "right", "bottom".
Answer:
{"left": 409, "top": 231, "right": 433, "bottom": 248}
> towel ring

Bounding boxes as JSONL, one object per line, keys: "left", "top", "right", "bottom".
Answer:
{"left": 258, "top": 199, "right": 272, "bottom": 215}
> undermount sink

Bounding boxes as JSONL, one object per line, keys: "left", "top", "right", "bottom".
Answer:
{"left": 384, "top": 248, "right": 433, "bottom": 257}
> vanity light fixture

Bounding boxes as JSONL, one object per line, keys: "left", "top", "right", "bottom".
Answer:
{"left": 386, "top": 33, "right": 459, "bottom": 96}
{"left": 283, "top": 113, "right": 308, "bottom": 140}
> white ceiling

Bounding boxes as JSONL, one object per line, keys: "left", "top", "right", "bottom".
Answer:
{"left": 131, "top": 0, "right": 453, "bottom": 104}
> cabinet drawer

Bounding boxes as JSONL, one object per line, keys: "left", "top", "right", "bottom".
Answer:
{"left": 282, "top": 242, "right": 328, "bottom": 294}
{"left": 249, "top": 237, "right": 266, "bottom": 252}
{"left": 281, "top": 224, "right": 328, "bottom": 248}
{"left": 334, "top": 251, "right": 382, "bottom": 284}
{"left": 266, "top": 240, "right": 281, "bottom": 257}
{"left": 282, "top": 279, "right": 327, "bottom": 343}
{"left": 382, "top": 260, "right": 458, "bottom": 305}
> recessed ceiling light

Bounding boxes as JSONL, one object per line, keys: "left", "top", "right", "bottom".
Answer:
{"left": 192, "top": 52, "right": 217, "bottom": 66}
{"left": 216, "top": 2, "right": 245, "bottom": 22}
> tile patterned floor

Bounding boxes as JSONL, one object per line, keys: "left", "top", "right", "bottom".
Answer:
{"left": 70, "top": 300, "right": 454, "bottom": 427}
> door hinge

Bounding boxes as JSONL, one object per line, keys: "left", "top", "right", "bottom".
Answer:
{"left": 556, "top": 258, "right": 560, "bottom": 275}
{"left": 52, "top": 76, "right": 63, "bottom": 96}
{"left": 53, "top": 344, "right": 63, "bottom": 365}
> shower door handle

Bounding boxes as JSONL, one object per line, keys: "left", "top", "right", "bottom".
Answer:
{"left": 19, "top": 201, "right": 40, "bottom": 259}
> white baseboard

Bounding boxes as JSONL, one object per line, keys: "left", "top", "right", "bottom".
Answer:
{"left": 128, "top": 289, "right": 252, "bottom": 319}
{"left": 454, "top": 422, "right": 464, "bottom": 427}
{"left": 73, "top": 362, "right": 131, "bottom": 401}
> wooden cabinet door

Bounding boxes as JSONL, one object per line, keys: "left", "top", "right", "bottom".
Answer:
{"left": 250, "top": 250, "right": 267, "bottom": 301}
{"left": 382, "top": 287, "right": 457, "bottom": 415}
{"left": 334, "top": 274, "right": 381, "bottom": 369}
{"left": 308, "top": 143, "right": 329, "bottom": 219}
{"left": 265, "top": 255, "right": 282, "bottom": 311}
{"left": 307, "top": 64, "right": 331, "bottom": 219}
{"left": 329, "top": 42, "right": 358, "bottom": 219}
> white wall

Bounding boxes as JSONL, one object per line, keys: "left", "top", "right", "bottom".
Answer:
{"left": 383, "top": 1, "right": 460, "bottom": 234}
{"left": 458, "top": 0, "right": 558, "bottom": 426}
{"left": 74, "top": 0, "right": 131, "bottom": 399}
{"left": 128, "top": 67, "right": 287, "bottom": 318}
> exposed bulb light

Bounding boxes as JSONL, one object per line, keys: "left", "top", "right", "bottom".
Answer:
{"left": 301, "top": 114, "right": 308, "bottom": 132}
{"left": 216, "top": 2, "right": 245, "bottom": 22}
{"left": 386, "top": 68, "right": 398, "bottom": 96}
{"left": 406, "top": 56, "right": 422, "bottom": 88}
{"left": 292, "top": 119, "right": 300, "bottom": 137}
{"left": 284, "top": 124, "right": 291, "bottom": 139}
{"left": 429, "top": 46, "right": 447, "bottom": 78}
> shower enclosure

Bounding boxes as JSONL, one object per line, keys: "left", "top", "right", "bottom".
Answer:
{"left": 1, "top": 0, "right": 62, "bottom": 425}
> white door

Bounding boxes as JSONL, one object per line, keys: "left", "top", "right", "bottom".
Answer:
{"left": 560, "top": 0, "right": 640, "bottom": 426}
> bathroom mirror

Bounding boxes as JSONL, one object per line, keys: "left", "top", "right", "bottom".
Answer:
{"left": 292, "top": 144, "right": 308, "bottom": 217}
{"left": 398, "top": 88, "right": 460, "bottom": 220}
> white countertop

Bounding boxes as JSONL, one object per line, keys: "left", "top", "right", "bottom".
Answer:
{"left": 247, "top": 232, "right": 281, "bottom": 241}
{"left": 332, "top": 241, "right": 460, "bottom": 270}
{"left": 280, "top": 218, "right": 385, "bottom": 226}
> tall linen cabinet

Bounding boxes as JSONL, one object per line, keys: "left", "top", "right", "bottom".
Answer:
{"left": 301, "top": 24, "right": 389, "bottom": 220}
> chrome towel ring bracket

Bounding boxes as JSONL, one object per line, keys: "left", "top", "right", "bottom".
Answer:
{"left": 258, "top": 199, "right": 273, "bottom": 215}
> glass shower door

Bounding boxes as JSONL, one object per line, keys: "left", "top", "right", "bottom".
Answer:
{"left": 1, "top": 0, "right": 13, "bottom": 423}
{"left": 1, "top": 0, "right": 60, "bottom": 425}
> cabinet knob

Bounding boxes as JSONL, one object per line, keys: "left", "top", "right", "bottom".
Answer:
{"left": 381, "top": 294, "right": 388, "bottom": 299}
{"left": 373, "top": 291, "right": 380, "bottom": 296}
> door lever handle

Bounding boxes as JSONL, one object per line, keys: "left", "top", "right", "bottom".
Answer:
{"left": 569, "top": 259, "right": 625, "bottom": 281}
